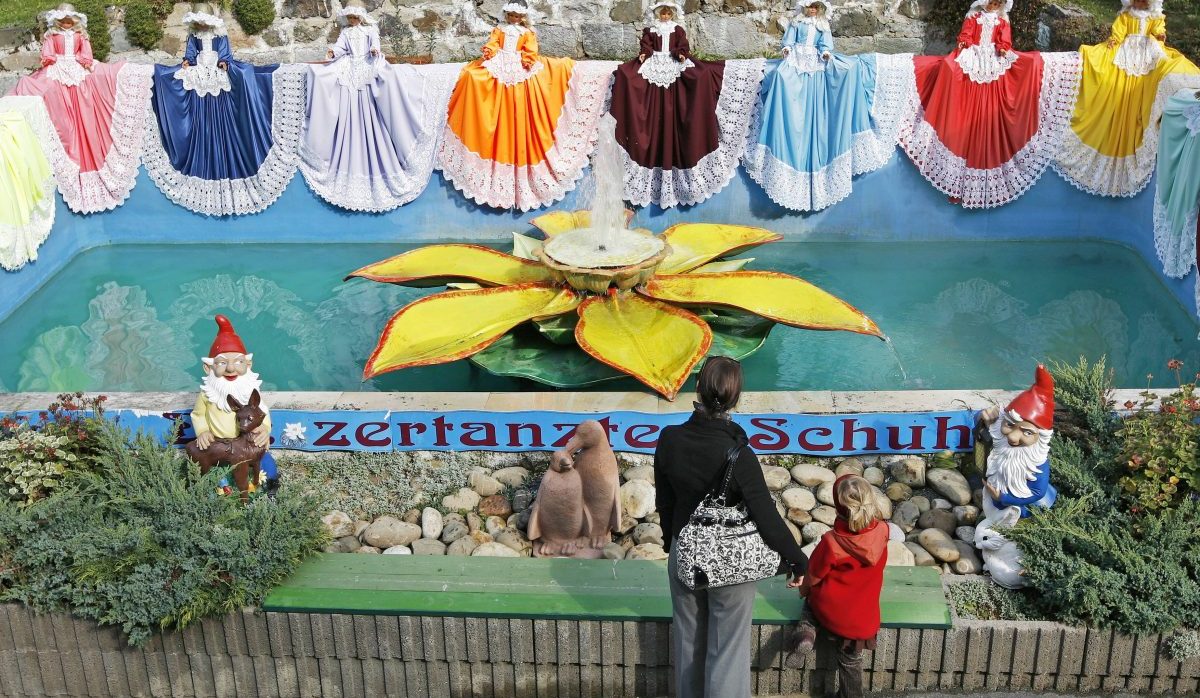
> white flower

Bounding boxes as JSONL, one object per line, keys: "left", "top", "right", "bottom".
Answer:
{"left": 283, "top": 422, "right": 307, "bottom": 443}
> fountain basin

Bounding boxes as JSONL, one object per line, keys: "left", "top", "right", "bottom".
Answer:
{"left": 537, "top": 228, "right": 671, "bottom": 293}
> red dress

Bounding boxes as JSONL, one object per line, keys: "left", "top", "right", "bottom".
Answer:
{"left": 899, "top": 11, "right": 1080, "bottom": 208}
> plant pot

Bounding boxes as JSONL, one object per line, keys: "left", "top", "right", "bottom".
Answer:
{"left": 387, "top": 54, "right": 433, "bottom": 65}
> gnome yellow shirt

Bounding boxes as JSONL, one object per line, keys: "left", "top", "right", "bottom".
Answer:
{"left": 191, "top": 394, "right": 272, "bottom": 440}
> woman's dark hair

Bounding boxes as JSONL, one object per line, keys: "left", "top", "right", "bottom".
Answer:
{"left": 696, "top": 356, "right": 743, "bottom": 415}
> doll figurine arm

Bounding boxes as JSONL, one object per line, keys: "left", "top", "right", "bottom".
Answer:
{"left": 518, "top": 29, "right": 539, "bottom": 68}
{"left": 781, "top": 21, "right": 798, "bottom": 55}
{"left": 817, "top": 26, "right": 834, "bottom": 58}
{"left": 638, "top": 27, "right": 655, "bottom": 61}
{"left": 956, "top": 16, "right": 976, "bottom": 49}
{"left": 994, "top": 18, "right": 1013, "bottom": 54}
{"left": 40, "top": 34, "right": 57, "bottom": 66}
{"left": 216, "top": 35, "right": 233, "bottom": 69}
{"left": 671, "top": 26, "right": 691, "bottom": 62}
{"left": 183, "top": 34, "right": 199, "bottom": 65}
{"left": 77, "top": 33, "right": 94, "bottom": 68}
{"left": 328, "top": 28, "right": 351, "bottom": 59}
{"left": 1149, "top": 16, "right": 1166, "bottom": 43}
{"left": 481, "top": 27, "right": 503, "bottom": 60}
{"left": 368, "top": 26, "right": 381, "bottom": 56}
{"left": 1106, "top": 14, "right": 1129, "bottom": 47}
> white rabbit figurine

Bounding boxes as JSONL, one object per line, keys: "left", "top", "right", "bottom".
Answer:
{"left": 973, "top": 504, "right": 1026, "bottom": 589}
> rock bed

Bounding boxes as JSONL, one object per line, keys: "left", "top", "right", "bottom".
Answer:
{"left": 319, "top": 453, "right": 987, "bottom": 575}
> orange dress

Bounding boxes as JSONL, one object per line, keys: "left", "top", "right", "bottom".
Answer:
{"left": 439, "top": 24, "right": 615, "bottom": 211}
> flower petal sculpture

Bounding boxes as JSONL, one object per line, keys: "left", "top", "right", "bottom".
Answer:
{"left": 348, "top": 214, "right": 883, "bottom": 399}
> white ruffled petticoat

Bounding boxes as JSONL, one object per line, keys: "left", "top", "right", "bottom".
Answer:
{"left": 174, "top": 55, "right": 231, "bottom": 97}
{"left": 482, "top": 50, "right": 543, "bottom": 86}
{"left": 638, "top": 52, "right": 695, "bottom": 88}
{"left": 1113, "top": 34, "right": 1167, "bottom": 77}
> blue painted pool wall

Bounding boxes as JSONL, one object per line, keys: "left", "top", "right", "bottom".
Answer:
{"left": 2, "top": 154, "right": 1193, "bottom": 324}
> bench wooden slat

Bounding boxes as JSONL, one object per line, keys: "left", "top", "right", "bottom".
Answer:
{"left": 263, "top": 554, "right": 952, "bottom": 628}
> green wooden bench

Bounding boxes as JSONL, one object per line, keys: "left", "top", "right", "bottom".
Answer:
{"left": 264, "top": 554, "right": 951, "bottom": 629}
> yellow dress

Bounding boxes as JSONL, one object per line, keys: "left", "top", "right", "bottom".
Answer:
{"left": 1054, "top": 11, "right": 1200, "bottom": 196}
{"left": 0, "top": 96, "right": 58, "bottom": 271}
{"left": 439, "top": 24, "right": 616, "bottom": 211}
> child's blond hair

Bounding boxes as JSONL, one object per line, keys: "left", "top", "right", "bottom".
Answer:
{"left": 835, "top": 475, "right": 882, "bottom": 532}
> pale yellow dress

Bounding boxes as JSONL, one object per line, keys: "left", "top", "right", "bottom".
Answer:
{"left": 1054, "top": 10, "right": 1200, "bottom": 196}
{"left": 0, "top": 96, "right": 59, "bottom": 271}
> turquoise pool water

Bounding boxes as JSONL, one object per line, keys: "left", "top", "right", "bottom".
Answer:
{"left": 1, "top": 240, "right": 1196, "bottom": 393}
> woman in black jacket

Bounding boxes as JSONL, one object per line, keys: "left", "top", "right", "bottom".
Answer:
{"left": 654, "top": 356, "right": 808, "bottom": 698}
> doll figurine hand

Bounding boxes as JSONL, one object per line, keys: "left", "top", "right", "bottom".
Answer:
{"left": 822, "top": 51, "right": 831, "bottom": 60}
{"left": 194, "top": 431, "right": 215, "bottom": 451}
{"left": 958, "top": 41, "right": 968, "bottom": 49}
{"left": 1155, "top": 33, "right": 1166, "bottom": 41}
{"left": 370, "top": 47, "right": 379, "bottom": 56}
{"left": 1106, "top": 39, "right": 1116, "bottom": 48}
{"left": 218, "top": 60, "right": 228, "bottom": 70}
{"left": 182, "top": 58, "right": 191, "bottom": 67}
{"left": 782, "top": 46, "right": 790, "bottom": 56}
{"left": 326, "top": 49, "right": 334, "bottom": 59}
{"left": 638, "top": 53, "right": 647, "bottom": 62}
{"left": 42, "top": 56, "right": 55, "bottom": 67}
{"left": 521, "top": 57, "right": 534, "bottom": 69}
{"left": 482, "top": 47, "right": 495, "bottom": 59}
{"left": 252, "top": 426, "right": 271, "bottom": 449}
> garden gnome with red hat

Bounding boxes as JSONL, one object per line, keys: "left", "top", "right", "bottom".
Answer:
{"left": 975, "top": 364, "right": 1058, "bottom": 520}
{"left": 192, "top": 315, "right": 272, "bottom": 452}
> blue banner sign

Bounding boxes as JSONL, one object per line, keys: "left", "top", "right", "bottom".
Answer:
{"left": 13, "top": 408, "right": 977, "bottom": 456}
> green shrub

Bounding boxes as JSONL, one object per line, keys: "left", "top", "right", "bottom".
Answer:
{"left": 0, "top": 419, "right": 327, "bottom": 646}
{"left": 1116, "top": 361, "right": 1200, "bottom": 511}
{"left": 73, "top": 0, "right": 110, "bottom": 61}
{"left": 946, "top": 579, "right": 1043, "bottom": 621}
{"left": 0, "top": 393, "right": 109, "bottom": 506}
{"left": 232, "top": 0, "right": 274, "bottom": 35}
{"left": 1166, "top": 630, "right": 1200, "bottom": 661}
{"left": 1164, "top": 0, "right": 1199, "bottom": 64}
{"left": 123, "top": 0, "right": 163, "bottom": 51}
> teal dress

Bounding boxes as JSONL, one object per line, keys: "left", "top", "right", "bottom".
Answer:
{"left": 742, "top": 17, "right": 896, "bottom": 211}
{"left": 1153, "top": 89, "right": 1200, "bottom": 307}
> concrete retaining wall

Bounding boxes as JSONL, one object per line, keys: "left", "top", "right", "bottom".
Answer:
{"left": 2, "top": 603, "right": 1198, "bottom": 697}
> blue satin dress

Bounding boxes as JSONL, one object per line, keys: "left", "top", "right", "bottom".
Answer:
{"left": 743, "top": 18, "right": 894, "bottom": 211}
{"left": 147, "top": 32, "right": 284, "bottom": 215}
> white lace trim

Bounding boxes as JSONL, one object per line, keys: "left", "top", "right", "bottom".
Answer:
{"left": 482, "top": 50, "right": 544, "bottom": 86}
{"left": 43, "top": 62, "right": 153, "bottom": 214}
{"left": 785, "top": 46, "right": 826, "bottom": 74}
{"left": 300, "top": 63, "right": 463, "bottom": 212}
{"left": 45, "top": 57, "right": 88, "bottom": 87}
{"left": 0, "top": 96, "right": 58, "bottom": 271}
{"left": 1113, "top": 34, "right": 1166, "bottom": 77}
{"left": 871, "top": 53, "right": 923, "bottom": 149}
{"left": 956, "top": 45, "right": 1018, "bottom": 84}
{"left": 1153, "top": 199, "right": 1198, "bottom": 280}
{"left": 638, "top": 53, "right": 695, "bottom": 88}
{"left": 1053, "top": 71, "right": 1200, "bottom": 197}
{"left": 897, "top": 51, "right": 1081, "bottom": 208}
{"left": 438, "top": 60, "right": 618, "bottom": 211}
{"left": 742, "top": 129, "right": 893, "bottom": 211}
{"left": 141, "top": 64, "right": 306, "bottom": 216}
{"left": 1187, "top": 103, "right": 1200, "bottom": 135}
{"left": 622, "top": 58, "right": 766, "bottom": 209}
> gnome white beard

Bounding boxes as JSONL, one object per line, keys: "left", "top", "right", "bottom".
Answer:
{"left": 985, "top": 416, "right": 1052, "bottom": 501}
{"left": 201, "top": 370, "right": 263, "bottom": 412}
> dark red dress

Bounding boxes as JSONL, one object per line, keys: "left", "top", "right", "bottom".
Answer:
{"left": 610, "top": 23, "right": 763, "bottom": 208}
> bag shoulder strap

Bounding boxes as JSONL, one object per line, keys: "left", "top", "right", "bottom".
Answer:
{"left": 709, "top": 441, "right": 744, "bottom": 505}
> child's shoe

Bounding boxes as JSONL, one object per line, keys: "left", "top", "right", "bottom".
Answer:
{"left": 783, "top": 624, "right": 816, "bottom": 669}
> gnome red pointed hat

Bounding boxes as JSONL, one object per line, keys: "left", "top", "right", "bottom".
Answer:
{"left": 208, "top": 314, "right": 248, "bottom": 357}
{"left": 1006, "top": 364, "right": 1054, "bottom": 431}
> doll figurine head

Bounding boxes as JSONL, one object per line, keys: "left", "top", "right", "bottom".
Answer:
{"left": 805, "top": 2, "right": 823, "bottom": 16}
{"left": 1122, "top": 0, "right": 1162, "bottom": 12}
{"left": 967, "top": 0, "right": 1011, "bottom": 16}
{"left": 182, "top": 2, "right": 225, "bottom": 34}
{"left": 647, "top": 1, "right": 683, "bottom": 23}
{"left": 501, "top": 2, "right": 531, "bottom": 25}
{"left": 337, "top": 0, "right": 374, "bottom": 26}
{"left": 46, "top": 3, "right": 87, "bottom": 31}
{"left": 657, "top": 5, "right": 675, "bottom": 20}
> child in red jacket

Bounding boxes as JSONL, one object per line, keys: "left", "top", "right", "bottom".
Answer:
{"left": 785, "top": 474, "right": 888, "bottom": 698}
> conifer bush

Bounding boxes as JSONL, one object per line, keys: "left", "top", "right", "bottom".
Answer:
{"left": 232, "top": 0, "right": 274, "bottom": 36}
{"left": 123, "top": 0, "right": 163, "bottom": 51}
{"left": 73, "top": 0, "right": 110, "bottom": 61}
{"left": 0, "top": 419, "right": 327, "bottom": 646}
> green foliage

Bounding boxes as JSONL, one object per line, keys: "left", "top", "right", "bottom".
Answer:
{"left": 123, "top": 0, "right": 163, "bottom": 51}
{"left": 0, "top": 393, "right": 109, "bottom": 506}
{"left": 1164, "top": 0, "right": 1199, "bottom": 64}
{"left": 279, "top": 451, "right": 477, "bottom": 520}
{"left": 946, "top": 579, "right": 1043, "bottom": 621}
{"left": 73, "top": 0, "right": 109, "bottom": 61}
{"left": 231, "top": 0, "right": 274, "bottom": 35}
{"left": 1006, "top": 495, "right": 1200, "bottom": 633}
{"left": 0, "top": 419, "right": 327, "bottom": 646}
{"left": 1116, "top": 363, "right": 1200, "bottom": 511}
{"left": 1166, "top": 630, "right": 1200, "bottom": 661}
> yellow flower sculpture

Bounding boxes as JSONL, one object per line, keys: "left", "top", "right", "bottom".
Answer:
{"left": 348, "top": 212, "right": 883, "bottom": 400}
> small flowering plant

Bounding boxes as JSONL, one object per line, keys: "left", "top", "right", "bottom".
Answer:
{"left": 0, "top": 393, "right": 109, "bottom": 506}
{"left": 1116, "top": 360, "right": 1200, "bottom": 511}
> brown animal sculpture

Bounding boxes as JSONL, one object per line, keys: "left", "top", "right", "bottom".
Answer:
{"left": 185, "top": 390, "right": 268, "bottom": 502}
{"left": 527, "top": 420, "right": 622, "bottom": 558}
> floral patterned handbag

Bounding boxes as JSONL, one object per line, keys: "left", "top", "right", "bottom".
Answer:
{"left": 674, "top": 444, "right": 782, "bottom": 591}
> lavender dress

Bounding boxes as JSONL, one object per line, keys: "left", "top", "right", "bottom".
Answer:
{"left": 299, "top": 24, "right": 461, "bottom": 212}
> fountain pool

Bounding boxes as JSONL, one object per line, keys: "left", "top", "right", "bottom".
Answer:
{"left": 2, "top": 238, "right": 1195, "bottom": 394}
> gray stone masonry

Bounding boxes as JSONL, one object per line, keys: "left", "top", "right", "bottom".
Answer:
{"left": 0, "top": 0, "right": 938, "bottom": 84}
{"left": 2, "top": 602, "right": 1198, "bottom": 696}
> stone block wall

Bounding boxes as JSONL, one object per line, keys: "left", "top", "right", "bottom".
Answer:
{"left": 0, "top": 0, "right": 941, "bottom": 85}
{"left": 3, "top": 603, "right": 1199, "bottom": 697}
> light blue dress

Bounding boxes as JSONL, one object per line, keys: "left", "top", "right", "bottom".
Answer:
{"left": 742, "top": 16, "right": 896, "bottom": 211}
{"left": 1152, "top": 90, "right": 1200, "bottom": 312}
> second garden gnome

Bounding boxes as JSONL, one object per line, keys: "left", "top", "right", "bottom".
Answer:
{"left": 527, "top": 420, "right": 622, "bottom": 558}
